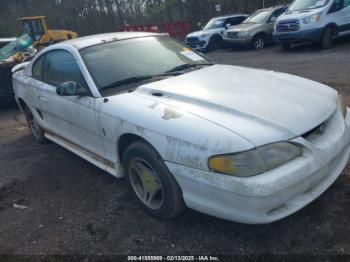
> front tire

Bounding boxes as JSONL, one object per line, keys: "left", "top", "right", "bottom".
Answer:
{"left": 123, "top": 141, "right": 185, "bottom": 220}
{"left": 206, "top": 35, "right": 222, "bottom": 52}
{"left": 24, "top": 106, "right": 48, "bottom": 144}
{"left": 252, "top": 35, "right": 266, "bottom": 50}
{"left": 320, "top": 27, "right": 334, "bottom": 49}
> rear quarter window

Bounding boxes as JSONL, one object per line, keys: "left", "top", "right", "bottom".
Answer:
{"left": 32, "top": 55, "right": 45, "bottom": 80}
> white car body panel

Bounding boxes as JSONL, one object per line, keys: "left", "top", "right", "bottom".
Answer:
{"left": 136, "top": 65, "right": 338, "bottom": 146}
{"left": 12, "top": 33, "right": 350, "bottom": 224}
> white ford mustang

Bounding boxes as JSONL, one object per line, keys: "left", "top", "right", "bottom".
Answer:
{"left": 12, "top": 32, "right": 350, "bottom": 224}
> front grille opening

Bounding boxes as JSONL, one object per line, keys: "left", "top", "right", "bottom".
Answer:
{"left": 276, "top": 20, "right": 300, "bottom": 32}
{"left": 186, "top": 37, "right": 199, "bottom": 43}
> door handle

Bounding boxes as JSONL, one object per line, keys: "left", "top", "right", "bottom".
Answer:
{"left": 38, "top": 95, "right": 47, "bottom": 103}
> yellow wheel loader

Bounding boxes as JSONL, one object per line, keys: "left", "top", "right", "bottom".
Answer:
{"left": 18, "top": 16, "right": 78, "bottom": 50}
{"left": 0, "top": 17, "right": 78, "bottom": 105}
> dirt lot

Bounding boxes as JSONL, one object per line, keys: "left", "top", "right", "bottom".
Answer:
{"left": 1, "top": 40, "right": 350, "bottom": 261}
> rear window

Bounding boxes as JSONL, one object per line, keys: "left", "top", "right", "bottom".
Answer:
{"left": 32, "top": 55, "right": 45, "bottom": 80}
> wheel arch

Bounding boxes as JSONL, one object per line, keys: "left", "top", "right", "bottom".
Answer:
{"left": 322, "top": 23, "right": 338, "bottom": 38}
{"left": 254, "top": 31, "right": 268, "bottom": 39}
{"left": 211, "top": 33, "right": 222, "bottom": 40}
{"left": 17, "top": 97, "right": 27, "bottom": 111}
{"left": 118, "top": 133, "right": 161, "bottom": 165}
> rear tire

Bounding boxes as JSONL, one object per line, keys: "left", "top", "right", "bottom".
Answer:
{"left": 320, "top": 27, "right": 334, "bottom": 49}
{"left": 24, "top": 106, "right": 48, "bottom": 144}
{"left": 123, "top": 141, "right": 185, "bottom": 220}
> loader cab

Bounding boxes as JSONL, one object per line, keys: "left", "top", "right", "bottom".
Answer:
{"left": 18, "top": 16, "right": 48, "bottom": 43}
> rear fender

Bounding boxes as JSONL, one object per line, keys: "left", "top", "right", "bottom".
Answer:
{"left": 11, "top": 62, "right": 30, "bottom": 74}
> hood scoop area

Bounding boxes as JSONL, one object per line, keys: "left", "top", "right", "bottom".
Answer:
{"left": 152, "top": 92, "right": 164, "bottom": 97}
{"left": 149, "top": 90, "right": 172, "bottom": 98}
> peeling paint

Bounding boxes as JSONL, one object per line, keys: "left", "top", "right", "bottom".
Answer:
{"left": 148, "top": 103, "right": 158, "bottom": 110}
{"left": 162, "top": 108, "right": 182, "bottom": 121}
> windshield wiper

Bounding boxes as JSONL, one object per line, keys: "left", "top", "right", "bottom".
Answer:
{"left": 100, "top": 72, "right": 183, "bottom": 91}
{"left": 166, "top": 63, "right": 214, "bottom": 73}
{"left": 100, "top": 63, "right": 214, "bottom": 91}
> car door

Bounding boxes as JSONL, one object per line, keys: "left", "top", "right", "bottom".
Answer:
{"left": 28, "top": 53, "right": 51, "bottom": 131}
{"left": 35, "top": 49, "right": 105, "bottom": 158}
{"left": 328, "top": 0, "right": 347, "bottom": 35}
{"left": 339, "top": 0, "right": 350, "bottom": 35}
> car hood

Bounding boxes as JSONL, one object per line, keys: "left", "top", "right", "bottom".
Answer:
{"left": 278, "top": 8, "right": 324, "bottom": 21}
{"left": 227, "top": 23, "right": 261, "bottom": 32}
{"left": 187, "top": 28, "right": 220, "bottom": 37}
{"left": 134, "top": 65, "right": 338, "bottom": 147}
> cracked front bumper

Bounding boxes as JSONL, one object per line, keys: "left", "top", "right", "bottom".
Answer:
{"left": 166, "top": 108, "right": 350, "bottom": 224}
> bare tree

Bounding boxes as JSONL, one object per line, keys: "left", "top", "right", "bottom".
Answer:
{"left": 0, "top": 0, "right": 291, "bottom": 37}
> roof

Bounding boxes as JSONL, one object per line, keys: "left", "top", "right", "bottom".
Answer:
{"left": 0, "top": 38, "right": 16, "bottom": 43}
{"left": 62, "top": 32, "right": 162, "bottom": 50}
{"left": 213, "top": 13, "right": 249, "bottom": 19}
{"left": 257, "top": 4, "right": 288, "bottom": 12}
{"left": 18, "top": 16, "right": 46, "bottom": 21}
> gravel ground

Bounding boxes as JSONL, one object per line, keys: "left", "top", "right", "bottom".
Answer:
{"left": 1, "top": 40, "right": 350, "bottom": 261}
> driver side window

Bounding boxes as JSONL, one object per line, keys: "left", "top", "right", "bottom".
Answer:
{"left": 268, "top": 8, "right": 286, "bottom": 23}
{"left": 330, "top": 0, "right": 344, "bottom": 12}
{"left": 43, "top": 50, "right": 90, "bottom": 94}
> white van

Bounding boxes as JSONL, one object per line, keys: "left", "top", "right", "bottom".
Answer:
{"left": 273, "top": 0, "right": 350, "bottom": 49}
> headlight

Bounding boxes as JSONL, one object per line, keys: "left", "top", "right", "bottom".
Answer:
{"left": 208, "top": 142, "right": 302, "bottom": 177}
{"left": 339, "top": 94, "right": 348, "bottom": 119}
{"left": 200, "top": 33, "right": 210, "bottom": 39}
{"left": 238, "top": 31, "right": 249, "bottom": 37}
{"left": 303, "top": 13, "right": 322, "bottom": 24}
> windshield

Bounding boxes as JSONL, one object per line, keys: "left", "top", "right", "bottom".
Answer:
{"left": 289, "top": 0, "right": 331, "bottom": 11}
{"left": 243, "top": 10, "right": 271, "bottom": 24}
{"left": 204, "top": 18, "right": 226, "bottom": 30}
{"left": 81, "top": 36, "right": 210, "bottom": 91}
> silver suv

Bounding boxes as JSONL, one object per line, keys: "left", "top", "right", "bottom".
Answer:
{"left": 223, "top": 6, "right": 287, "bottom": 49}
{"left": 185, "top": 14, "right": 248, "bottom": 52}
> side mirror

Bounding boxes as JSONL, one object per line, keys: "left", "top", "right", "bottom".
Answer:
{"left": 56, "top": 81, "right": 89, "bottom": 97}
{"left": 225, "top": 23, "right": 231, "bottom": 29}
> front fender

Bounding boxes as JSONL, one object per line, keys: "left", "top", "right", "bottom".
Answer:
{"left": 96, "top": 93, "right": 254, "bottom": 172}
